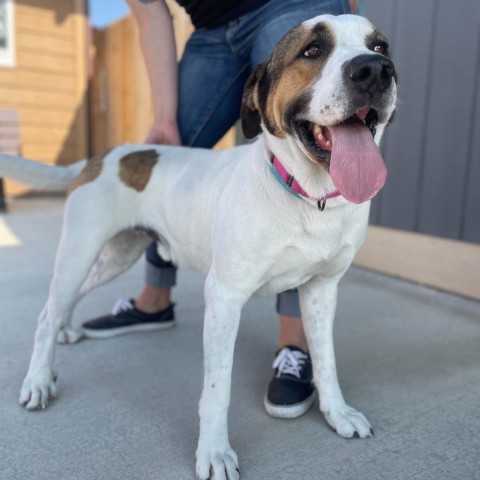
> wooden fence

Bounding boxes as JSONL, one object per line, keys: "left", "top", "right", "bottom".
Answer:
{"left": 89, "top": 0, "right": 235, "bottom": 155}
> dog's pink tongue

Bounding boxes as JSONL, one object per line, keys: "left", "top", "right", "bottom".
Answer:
{"left": 329, "top": 117, "right": 387, "bottom": 204}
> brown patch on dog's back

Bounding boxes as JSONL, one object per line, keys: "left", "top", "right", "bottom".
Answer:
{"left": 119, "top": 149, "right": 159, "bottom": 192}
{"left": 68, "top": 155, "right": 104, "bottom": 194}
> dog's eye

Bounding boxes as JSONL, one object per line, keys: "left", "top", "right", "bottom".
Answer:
{"left": 373, "top": 43, "right": 388, "bottom": 54}
{"left": 303, "top": 44, "right": 322, "bottom": 58}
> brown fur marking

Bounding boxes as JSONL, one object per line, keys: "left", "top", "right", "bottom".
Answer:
{"left": 68, "top": 155, "right": 104, "bottom": 194}
{"left": 118, "top": 149, "right": 159, "bottom": 192}
{"left": 262, "top": 23, "right": 335, "bottom": 137}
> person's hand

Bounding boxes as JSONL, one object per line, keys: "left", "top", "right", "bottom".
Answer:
{"left": 144, "top": 119, "right": 182, "bottom": 146}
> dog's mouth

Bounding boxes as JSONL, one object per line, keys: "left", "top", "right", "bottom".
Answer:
{"left": 293, "top": 107, "right": 386, "bottom": 204}
{"left": 294, "top": 107, "right": 379, "bottom": 167}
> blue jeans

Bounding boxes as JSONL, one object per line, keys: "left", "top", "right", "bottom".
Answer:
{"left": 146, "top": 0, "right": 350, "bottom": 316}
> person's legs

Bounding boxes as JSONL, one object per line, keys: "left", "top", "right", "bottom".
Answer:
{"left": 138, "top": 0, "right": 352, "bottom": 317}
{"left": 177, "top": 29, "right": 250, "bottom": 148}
{"left": 83, "top": 1, "right": 350, "bottom": 415}
{"left": 134, "top": 243, "right": 176, "bottom": 313}
{"left": 134, "top": 0, "right": 351, "bottom": 416}
{"left": 83, "top": 25, "right": 251, "bottom": 335}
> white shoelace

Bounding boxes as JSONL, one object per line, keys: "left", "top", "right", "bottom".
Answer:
{"left": 111, "top": 298, "right": 134, "bottom": 316}
{"left": 272, "top": 348, "right": 308, "bottom": 379}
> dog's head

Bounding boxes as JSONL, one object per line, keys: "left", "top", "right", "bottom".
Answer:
{"left": 241, "top": 14, "right": 397, "bottom": 203}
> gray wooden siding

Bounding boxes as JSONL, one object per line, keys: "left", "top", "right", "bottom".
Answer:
{"left": 362, "top": 0, "right": 480, "bottom": 243}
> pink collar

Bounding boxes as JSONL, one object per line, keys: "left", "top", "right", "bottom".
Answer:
{"left": 269, "top": 152, "right": 341, "bottom": 211}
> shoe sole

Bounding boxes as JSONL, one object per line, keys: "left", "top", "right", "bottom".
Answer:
{"left": 82, "top": 320, "right": 176, "bottom": 339}
{"left": 264, "top": 390, "right": 316, "bottom": 419}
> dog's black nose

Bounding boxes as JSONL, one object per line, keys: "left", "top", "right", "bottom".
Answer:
{"left": 344, "top": 54, "right": 395, "bottom": 93}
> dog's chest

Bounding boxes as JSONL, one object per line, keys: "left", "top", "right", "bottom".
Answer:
{"left": 254, "top": 203, "right": 369, "bottom": 296}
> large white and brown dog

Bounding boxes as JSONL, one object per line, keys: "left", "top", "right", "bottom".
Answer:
{"left": 0, "top": 14, "right": 397, "bottom": 480}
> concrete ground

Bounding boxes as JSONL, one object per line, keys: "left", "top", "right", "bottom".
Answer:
{"left": 1, "top": 196, "right": 479, "bottom": 480}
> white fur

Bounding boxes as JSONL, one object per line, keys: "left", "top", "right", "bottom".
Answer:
{"left": 0, "top": 15, "right": 397, "bottom": 480}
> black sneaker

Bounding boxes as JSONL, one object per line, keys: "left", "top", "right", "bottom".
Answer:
{"left": 264, "top": 346, "right": 316, "bottom": 418}
{"left": 82, "top": 299, "right": 175, "bottom": 339}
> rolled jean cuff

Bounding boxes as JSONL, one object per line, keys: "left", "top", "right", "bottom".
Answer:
{"left": 276, "top": 289, "right": 301, "bottom": 317}
{"left": 145, "top": 260, "right": 177, "bottom": 289}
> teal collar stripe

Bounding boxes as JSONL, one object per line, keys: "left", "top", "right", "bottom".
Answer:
{"left": 269, "top": 163, "right": 303, "bottom": 200}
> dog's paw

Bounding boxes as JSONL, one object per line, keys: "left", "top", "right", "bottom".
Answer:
{"left": 322, "top": 403, "right": 373, "bottom": 439}
{"left": 19, "top": 370, "right": 57, "bottom": 410}
{"left": 57, "top": 327, "right": 83, "bottom": 344}
{"left": 196, "top": 443, "right": 240, "bottom": 480}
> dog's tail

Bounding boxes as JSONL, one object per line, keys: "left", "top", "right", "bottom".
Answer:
{"left": 0, "top": 153, "right": 87, "bottom": 191}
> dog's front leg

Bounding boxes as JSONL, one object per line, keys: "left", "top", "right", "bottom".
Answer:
{"left": 196, "top": 274, "right": 245, "bottom": 480}
{"left": 299, "top": 276, "right": 373, "bottom": 439}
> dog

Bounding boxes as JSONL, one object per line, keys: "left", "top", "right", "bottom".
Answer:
{"left": 0, "top": 14, "right": 396, "bottom": 480}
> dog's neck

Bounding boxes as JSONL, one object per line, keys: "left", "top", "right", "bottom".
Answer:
{"left": 262, "top": 132, "right": 338, "bottom": 201}
{"left": 268, "top": 152, "right": 341, "bottom": 208}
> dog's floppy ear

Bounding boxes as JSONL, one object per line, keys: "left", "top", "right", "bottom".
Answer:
{"left": 241, "top": 63, "right": 267, "bottom": 139}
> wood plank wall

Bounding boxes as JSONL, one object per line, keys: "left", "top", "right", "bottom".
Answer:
{"left": 353, "top": 0, "right": 480, "bottom": 300}
{"left": 363, "top": 0, "right": 480, "bottom": 244}
{"left": 90, "top": 0, "right": 235, "bottom": 155}
{"left": 0, "top": 0, "right": 88, "bottom": 195}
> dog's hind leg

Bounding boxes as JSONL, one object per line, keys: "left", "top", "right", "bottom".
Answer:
{"left": 299, "top": 275, "right": 373, "bottom": 439}
{"left": 56, "top": 229, "right": 153, "bottom": 344}
{"left": 19, "top": 198, "right": 125, "bottom": 410}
